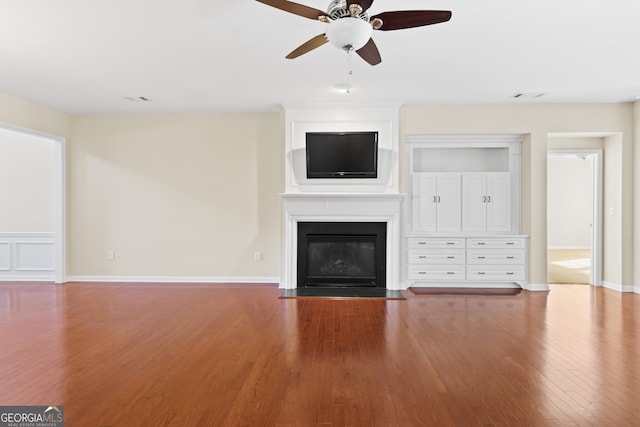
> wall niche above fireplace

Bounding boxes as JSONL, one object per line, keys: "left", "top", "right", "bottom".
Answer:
{"left": 283, "top": 103, "right": 400, "bottom": 194}
{"left": 297, "top": 222, "right": 386, "bottom": 289}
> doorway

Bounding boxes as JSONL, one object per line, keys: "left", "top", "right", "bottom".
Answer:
{"left": 0, "top": 123, "right": 66, "bottom": 283}
{"left": 547, "top": 150, "right": 602, "bottom": 285}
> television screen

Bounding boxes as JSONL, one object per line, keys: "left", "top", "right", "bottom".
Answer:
{"left": 306, "top": 132, "right": 378, "bottom": 179}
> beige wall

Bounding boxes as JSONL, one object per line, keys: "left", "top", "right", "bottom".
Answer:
{"left": 68, "top": 113, "right": 283, "bottom": 278}
{"left": 0, "top": 91, "right": 69, "bottom": 137}
{"left": 400, "top": 104, "right": 634, "bottom": 288}
{"left": 0, "top": 129, "right": 55, "bottom": 232}
{"left": 1, "top": 88, "right": 636, "bottom": 290}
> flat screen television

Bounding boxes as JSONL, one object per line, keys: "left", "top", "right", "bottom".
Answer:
{"left": 306, "top": 131, "right": 378, "bottom": 179}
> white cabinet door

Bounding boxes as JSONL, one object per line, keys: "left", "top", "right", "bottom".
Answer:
{"left": 461, "top": 173, "right": 511, "bottom": 232}
{"left": 412, "top": 174, "right": 437, "bottom": 232}
{"left": 486, "top": 173, "right": 511, "bottom": 232}
{"left": 462, "top": 174, "right": 487, "bottom": 232}
{"left": 436, "top": 174, "right": 461, "bottom": 232}
{"left": 412, "top": 174, "right": 461, "bottom": 232}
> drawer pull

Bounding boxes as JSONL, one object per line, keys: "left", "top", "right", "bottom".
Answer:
{"left": 418, "top": 256, "right": 427, "bottom": 259}
{"left": 506, "top": 272, "right": 515, "bottom": 275}
{"left": 476, "top": 242, "right": 486, "bottom": 246}
{"left": 446, "top": 272, "right": 455, "bottom": 275}
{"left": 418, "top": 271, "right": 426, "bottom": 275}
{"left": 417, "top": 242, "right": 426, "bottom": 245}
{"left": 446, "top": 242, "right": 456, "bottom": 245}
{"left": 507, "top": 242, "right": 515, "bottom": 245}
{"left": 477, "top": 256, "right": 486, "bottom": 259}
{"left": 506, "top": 256, "right": 515, "bottom": 259}
{"left": 447, "top": 256, "right": 455, "bottom": 259}
{"left": 478, "top": 272, "right": 486, "bottom": 275}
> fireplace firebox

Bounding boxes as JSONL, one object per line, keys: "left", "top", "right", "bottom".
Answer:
{"left": 297, "top": 222, "right": 386, "bottom": 288}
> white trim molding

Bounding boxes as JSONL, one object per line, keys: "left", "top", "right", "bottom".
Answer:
{"left": 602, "top": 281, "right": 635, "bottom": 293}
{"left": 524, "top": 283, "right": 551, "bottom": 292}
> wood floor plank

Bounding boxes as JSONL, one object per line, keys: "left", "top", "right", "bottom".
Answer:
{"left": 0, "top": 282, "right": 638, "bottom": 426}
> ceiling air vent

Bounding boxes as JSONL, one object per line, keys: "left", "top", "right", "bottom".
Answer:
{"left": 124, "top": 96, "right": 152, "bottom": 102}
{"left": 512, "top": 92, "right": 545, "bottom": 99}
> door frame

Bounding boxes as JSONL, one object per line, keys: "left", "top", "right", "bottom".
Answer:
{"left": 0, "top": 122, "right": 66, "bottom": 283}
{"left": 547, "top": 149, "right": 602, "bottom": 286}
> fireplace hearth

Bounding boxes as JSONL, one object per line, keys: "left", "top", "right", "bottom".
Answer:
{"left": 297, "top": 222, "right": 386, "bottom": 289}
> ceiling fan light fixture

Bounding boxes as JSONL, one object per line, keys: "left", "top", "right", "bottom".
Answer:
{"left": 326, "top": 17, "right": 372, "bottom": 51}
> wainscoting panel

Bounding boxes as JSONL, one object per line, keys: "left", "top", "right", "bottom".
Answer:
{"left": 0, "top": 233, "right": 55, "bottom": 280}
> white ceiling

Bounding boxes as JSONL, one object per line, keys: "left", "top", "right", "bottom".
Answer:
{"left": 1, "top": 0, "right": 639, "bottom": 114}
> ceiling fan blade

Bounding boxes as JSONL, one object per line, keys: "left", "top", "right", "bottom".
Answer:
{"left": 286, "top": 34, "right": 329, "bottom": 59}
{"left": 256, "top": 0, "right": 328, "bottom": 20}
{"left": 356, "top": 38, "right": 381, "bottom": 66}
{"left": 372, "top": 10, "right": 452, "bottom": 31}
{"left": 347, "top": 0, "right": 375, "bottom": 13}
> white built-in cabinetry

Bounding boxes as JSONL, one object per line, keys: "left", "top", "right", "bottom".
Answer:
{"left": 405, "top": 136, "right": 527, "bottom": 288}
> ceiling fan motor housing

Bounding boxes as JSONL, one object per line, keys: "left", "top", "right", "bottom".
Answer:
{"left": 326, "top": 0, "right": 367, "bottom": 19}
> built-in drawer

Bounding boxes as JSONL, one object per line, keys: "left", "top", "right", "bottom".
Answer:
{"left": 466, "top": 265, "right": 526, "bottom": 281}
{"left": 467, "top": 238, "right": 525, "bottom": 249}
{"left": 408, "top": 238, "right": 465, "bottom": 249}
{"left": 466, "top": 249, "right": 525, "bottom": 265}
{"left": 408, "top": 249, "right": 465, "bottom": 264}
{"left": 409, "top": 265, "right": 465, "bottom": 281}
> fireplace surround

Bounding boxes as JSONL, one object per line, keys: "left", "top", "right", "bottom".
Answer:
{"left": 281, "top": 194, "right": 404, "bottom": 290}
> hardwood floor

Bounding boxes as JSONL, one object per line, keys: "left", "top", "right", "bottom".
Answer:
{"left": 1, "top": 282, "right": 639, "bottom": 426}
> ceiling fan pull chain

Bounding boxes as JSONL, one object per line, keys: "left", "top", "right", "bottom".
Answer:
{"left": 346, "top": 50, "right": 353, "bottom": 94}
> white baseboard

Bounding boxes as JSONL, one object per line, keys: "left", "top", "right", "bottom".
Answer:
{"left": 635, "top": 286, "right": 640, "bottom": 295}
{"left": 522, "top": 283, "right": 550, "bottom": 292}
{"left": 0, "top": 275, "right": 55, "bottom": 282}
{"left": 602, "top": 281, "right": 634, "bottom": 293}
{"left": 407, "top": 282, "right": 522, "bottom": 289}
{"left": 66, "top": 276, "right": 281, "bottom": 285}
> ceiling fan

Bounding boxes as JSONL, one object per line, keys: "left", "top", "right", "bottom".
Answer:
{"left": 256, "top": 0, "right": 452, "bottom": 65}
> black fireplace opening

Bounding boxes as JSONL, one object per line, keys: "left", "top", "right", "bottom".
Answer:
{"left": 297, "top": 222, "right": 386, "bottom": 288}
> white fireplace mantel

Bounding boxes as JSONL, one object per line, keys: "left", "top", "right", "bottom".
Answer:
{"left": 281, "top": 193, "right": 406, "bottom": 290}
